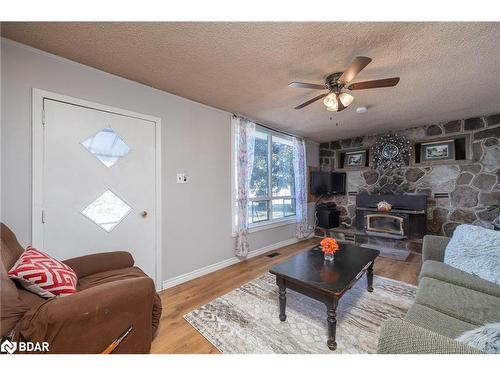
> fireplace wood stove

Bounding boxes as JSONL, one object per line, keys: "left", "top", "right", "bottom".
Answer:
{"left": 355, "top": 194, "right": 427, "bottom": 240}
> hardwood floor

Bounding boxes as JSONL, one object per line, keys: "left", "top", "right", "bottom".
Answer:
{"left": 150, "top": 238, "right": 422, "bottom": 354}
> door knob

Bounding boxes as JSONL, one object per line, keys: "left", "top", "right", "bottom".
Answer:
{"left": 141, "top": 211, "right": 148, "bottom": 218}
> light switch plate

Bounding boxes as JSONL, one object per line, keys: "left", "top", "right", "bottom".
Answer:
{"left": 176, "top": 173, "right": 188, "bottom": 184}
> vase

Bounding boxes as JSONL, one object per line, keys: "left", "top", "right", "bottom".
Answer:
{"left": 324, "top": 252, "right": 335, "bottom": 262}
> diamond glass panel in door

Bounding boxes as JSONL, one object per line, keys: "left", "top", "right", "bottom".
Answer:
{"left": 81, "top": 190, "right": 132, "bottom": 232}
{"left": 81, "top": 128, "right": 131, "bottom": 167}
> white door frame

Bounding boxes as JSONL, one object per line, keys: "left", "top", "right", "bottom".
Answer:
{"left": 32, "top": 88, "right": 163, "bottom": 290}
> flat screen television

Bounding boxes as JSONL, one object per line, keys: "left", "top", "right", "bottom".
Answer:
{"left": 310, "top": 172, "right": 346, "bottom": 195}
{"left": 311, "top": 172, "right": 331, "bottom": 195}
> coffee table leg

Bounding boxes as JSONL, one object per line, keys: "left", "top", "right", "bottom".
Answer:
{"left": 367, "top": 261, "right": 374, "bottom": 292}
{"left": 277, "top": 278, "right": 287, "bottom": 322}
{"left": 326, "top": 297, "right": 339, "bottom": 351}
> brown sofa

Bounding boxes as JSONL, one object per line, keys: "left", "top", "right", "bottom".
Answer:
{"left": 1, "top": 223, "right": 162, "bottom": 353}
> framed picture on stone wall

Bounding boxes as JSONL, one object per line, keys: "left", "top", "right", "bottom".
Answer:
{"left": 421, "top": 140, "right": 455, "bottom": 161}
{"left": 344, "top": 150, "right": 366, "bottom": 167}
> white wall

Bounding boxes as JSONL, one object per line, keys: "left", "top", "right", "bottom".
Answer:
{"left": 1, "top": 39, "right": 316, "bottom": 284}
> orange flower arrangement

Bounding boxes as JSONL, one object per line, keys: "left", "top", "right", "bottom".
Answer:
{"left": 320, "top": 237, "right": 340, "bottom": 255}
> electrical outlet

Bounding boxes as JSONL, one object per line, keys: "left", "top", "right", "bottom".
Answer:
{"left": 176, "top": 173, "right": 188, "bottom": 184}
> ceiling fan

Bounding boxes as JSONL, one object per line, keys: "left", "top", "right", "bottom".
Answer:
{"left": 289, "top": 56, "right": 400, "bottom": 112}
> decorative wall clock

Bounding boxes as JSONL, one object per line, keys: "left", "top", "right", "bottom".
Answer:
{"left": 371, "top": 133, "right": 411, "bottom": 170}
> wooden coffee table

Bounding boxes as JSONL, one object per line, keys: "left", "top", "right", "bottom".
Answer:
{"left": 269, "top": 244, "right": 379, "bottom": 350}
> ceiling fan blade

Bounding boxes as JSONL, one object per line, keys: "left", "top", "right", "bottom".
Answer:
{"left": 294, "top": 93, "right": 328, "bottom": 110}
{"left": 347, "top": 77, "right": 400, "bottom": 90}
{"left": 289, "top": 82, "right": 325, "bottom": 90}
{"left": 338, "top": 56, "right": 372, "bottom": 84}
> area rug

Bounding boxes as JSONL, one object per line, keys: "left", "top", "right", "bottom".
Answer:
{"left": 184, "top": 273, "right": 416, "bottom": 354}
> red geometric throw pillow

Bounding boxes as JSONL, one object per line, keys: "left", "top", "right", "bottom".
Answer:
{"left": 8, "top": 247, "right": 78, "bottom": 298}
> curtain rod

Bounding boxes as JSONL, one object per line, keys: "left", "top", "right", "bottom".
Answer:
{"left": 232, "top": 114, "right": 304, "bottom": 140}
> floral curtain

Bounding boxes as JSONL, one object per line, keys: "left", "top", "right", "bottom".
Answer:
{"left": 293, "top": 137, "right": 309, "bottom": 239}
{"left": 233, "top": 116, "right": 256, "bottom": 257}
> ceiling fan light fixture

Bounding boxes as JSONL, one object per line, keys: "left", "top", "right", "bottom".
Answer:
{"left": 290, "top": 57, "right": 399, "bottom": 111}
{"left": 339, "top": 92, "right": 354, "bottom": 107}
{"left": 323, "top": 92, "right": 338, "bottom": 111}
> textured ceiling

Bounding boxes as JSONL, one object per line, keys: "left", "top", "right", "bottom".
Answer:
{"left": 2, "top": 22, "right": 500, "bottom": 141}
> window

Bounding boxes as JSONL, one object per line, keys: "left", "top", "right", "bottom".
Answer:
{"left": 81, "top": 128, "right": 131, "bottom": 168}
{"left": 247, "top": 129, "right": 296, "bottom": 226}
{"left": 81, "top": 189, "right": 132, "bottom": 232}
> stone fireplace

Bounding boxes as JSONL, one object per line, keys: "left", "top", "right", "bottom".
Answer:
{"left": 318, "top": 112, "right": 500, "bottom": 238}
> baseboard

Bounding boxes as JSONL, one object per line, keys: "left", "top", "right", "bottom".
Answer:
{"left": 161, "top": 257, "right": 240, "bottom": 291}
{"left": 245, "top": 237, "right": 299, "bottom": 259}
{"left": 161, "top": 237, "right": 300, "bottom": 290}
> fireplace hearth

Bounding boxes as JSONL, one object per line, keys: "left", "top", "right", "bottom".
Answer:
{"left": 355, "top": 194, "right": 427, "bottom": 240}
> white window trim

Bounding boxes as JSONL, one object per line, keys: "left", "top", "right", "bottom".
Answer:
{"left": 248, "top": 217, "right": 296, "bottom": 233}
{"left": 231, "top": 123, "right": 296, "bottom": 236}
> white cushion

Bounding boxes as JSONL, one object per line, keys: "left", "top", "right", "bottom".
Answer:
{"left": 456, "top": 323, "right": 500, "bottom": 354}
{"left": 444, "top": 224, "right": 500, "bottom": 285}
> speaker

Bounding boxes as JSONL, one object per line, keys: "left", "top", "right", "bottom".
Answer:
{"left": 316, "top": 207, "right": 340, "bottom": 229}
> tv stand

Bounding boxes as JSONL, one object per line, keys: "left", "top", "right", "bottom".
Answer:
{"left": 315, "top": 202, "right": 340, "bottom": 229}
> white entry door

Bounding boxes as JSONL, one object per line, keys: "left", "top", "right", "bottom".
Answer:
{"left": 35, "top": 96, "right": 160, "bottom": 284}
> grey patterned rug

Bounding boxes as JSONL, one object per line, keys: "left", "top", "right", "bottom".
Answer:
{"left": 184, "top": 273, "right": 416, "bottom": 354}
